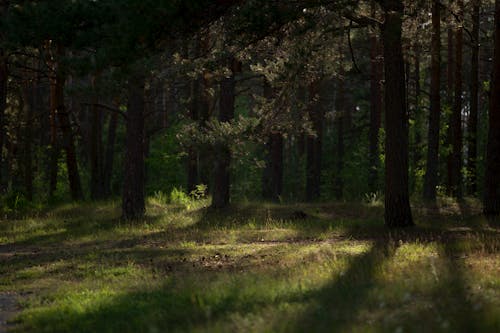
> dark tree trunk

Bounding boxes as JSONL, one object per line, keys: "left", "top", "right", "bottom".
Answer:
{"left": 423, "top": 0, "right": 442, "bottom": 202}
{"left": 263, "top": 133, "right": 284, "bottom": 202}
{"left": 467, "top": 0, "right": 481, "bottom": 195}
{"left": 262, "top": 81, "right": 283, "bottom": 202}
{"left": 122, "top": 73, "right": 146, "bottom": 219}
{"left": 211, "top": 58, "right": 237, "bottom": 209}
{"left": 450, "top": 0, "right": 464, "bottom": 198}
{"left": 0, "top": 51, "right": 6, "bottom": 193}
{"left": 379, "top": 0, "right": 413, "bottom": 227}
{"left": 90, "top": 76, "right": 105, "bottom": 200}
{"left": 22, "top": 82, "right": 35, "bottom": 201}
{"left": 484, "top": 0, "right": 500, "bottom": 216}
{"left": 335, "top": 75, "right": 345, "bottom": 200}
{"left": 306, "top": 81, "right": 323, "bottom": 201}
{"left": 446, "top": 7, "right": 455, "bottom": 193}
{"left": 412, "top": 44, "right": 422, "bottom": 175}
{"left": 369, "top": 4, "right": 383, "bottom": 194}
{"left": 103, "top": 111, "right": 118, "bottom": 197}
{"left": 54, "top": 74, "right": 83, "bottom": 201}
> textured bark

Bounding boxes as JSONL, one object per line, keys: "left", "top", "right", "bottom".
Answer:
{"left": 467, "top": 0, "right": 481, "bottom": 195}
{"left": 306, "top": 81, "right": 323, "bottom": 201}
{"left": 380, "top": 0, "right": 413, "bottom": 227}
{"left": 450, "top": 0, "right": 464, "bottom": 198}
{"left": 484, "top": 0, "right": 500, "bottom": 216}
{"left": 369, "top": 5, "right": 383, "bottom": 194}
{"left": 103, "top": 111, "right": 118, "bottom": 197}
{"left": 423, "top": 0, "right": 441, "bottom": 202}
{"left": 211, "top": 59, "right": 237, "bottom": 209}
{"left": 122, "top": 73, "right": 146, "bottom": 219}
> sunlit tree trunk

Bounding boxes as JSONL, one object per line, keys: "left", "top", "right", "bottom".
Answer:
{"left": 378, "top": 0, "right": 413, "bottom": 227}
{"left": 484, "top": 0, "right": 500, "bottom": 216}
{"left": 424, "top": 0, "right": 441, "bottom": 202}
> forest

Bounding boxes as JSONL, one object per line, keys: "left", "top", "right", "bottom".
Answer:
{"left": 0, "top": 0, "right": 499, "bottom": 332}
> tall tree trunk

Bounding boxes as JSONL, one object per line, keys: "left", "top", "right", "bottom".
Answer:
{"left": 54, "top": 74, "right": 83, "bottom": 200}
{"left": 103, "top": 111, "right": 118, "bottom": 197}
{"left": 306, "top": 81, "right": 323, "bottom": 201}
{"left": 446, "top": 3, "right": 455, "bottom": 194}
{"left": 369, "top": 3, "right": 383, "bottom": 194}
{"left": 22, "top": 81, "right": 35, "bottom": 201}
{"left": 423, "top": 0, "right": 442, "bottom": 202}
{"left": 211, "top": 58, "right": 237, "bottom": 209}
{"left": 90, "top": 75, "right": 105, "bottom": 200}
{"left": 262, "top": 81, "right": 283, "bottom": 202}
{"left": 467, "top": 0, "right": 481, "bottom": 195}
{"left": 484, "top": 0, "right": 500, "bottom": 216}
{"left": 0, "top": 51, "right": 6, "bottom": 193}
{"left": 450, "top": 0, "right": 464, "bottom": 198}
{"left": 379, "top": 0, "right": 413, "bottom": 227}
{"left": 122, "top": 73, "right": 146, "bottom": 219}
{"left": 335, "top": 75, "right": 345, "bottom": 200}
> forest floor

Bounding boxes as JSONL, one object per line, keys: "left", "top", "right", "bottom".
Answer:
{"left": 0, "top": 198, "right": 499, "bottom": 332}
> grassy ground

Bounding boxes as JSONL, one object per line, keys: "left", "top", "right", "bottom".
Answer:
{"left": 0, "top": 198, "right": 499, "bottom": 332}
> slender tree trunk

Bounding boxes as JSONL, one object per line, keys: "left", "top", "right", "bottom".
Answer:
{"left": 211, "top": 58, "right": 237, "bottom": 209}
{"left": 262, "top": 81, "right": 283, "bottom": 202}
{"left": 369, "top": 3, "right": 383, "bottom": 194}
{"left": 22, "top": 81, "right": 35, "bottom": 201}
{"left": 335, "top": 75, "right": 345, "bottom": 200}
{"left": 468, "top": 0, "right": 481, "bottom": 195}
{"left": 187, "top": 39, "right": 201, "bottom": 193}
{"left": 122, "top": 73, "right": 146, "bottom": 219}
{"left": 103, "top": 111, "right": 118, "bottom": 197}
{"left": 424, "top": 0, "right": 442, "bottom": 202}
{"left": 412, "top": 44, "right": 422, "bottom": 174}
{"left": 54, "top": 74, "right": 83, "bottom": 200}
{"left": 0, "top": 51, "right": 6, "bottom": 193}
{"left": 446, "top": 5, "right": 455, "bottom": 193}
{"left": 90, "top": 75, "right": 105, "bottom": 200}
{"left": 484, "top": 0, "right": 500, "bottom": 216}
{"left": 450, "top": 0, "right": 464, "bottom": 198}
{"left": 306, "top": 81, "right": 323, "bottom": 201}
{"left": 380, "top": 0, "right": 413, "bottom": 227}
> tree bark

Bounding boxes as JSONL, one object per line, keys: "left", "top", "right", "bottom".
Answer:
{"left": 450, "top": 0, "right": 464, "bottom": 198}
{"left": 211, "top": 58, "right": 237, "bottom": 209}
{"left": 0, "top": 51, "right": 6, "bottom": 193}
{"left": 262, "top": 81, "right": 283, "bottom": 202}
{"left": 446, "top": 3, "right": 455, "bottom": 194}
{"left": 306, "top": 81, "right": 323, "bottom": 201}
{"left": 467, "top": 0, "right": 481, "bottom": 195}
{"left": 423, "top": 0, "right": 441, "bottom": 202}
{"left": 379, "top": 0, "right": 413, "bottom": 227}
{"left": 22, "top": 80, "right": 35, "bottom": 201}
{"left": 484, "top": 0, "right": 500, "bottom": 216}
{"left": 122, "top": 73, "right": 146, "bottom": 219}
{"left": 335, "top": 75, "right": 345, "bottom": 200}
{"left": 369, "top": 3, "right": 383, "bottom": 194}
{"left": 103, "top": 111, "right": 118, "bottom": 197}
{"left": 90, "top": 75, "right": 105, "bottom": 200}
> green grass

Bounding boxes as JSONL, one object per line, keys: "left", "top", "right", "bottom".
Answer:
{"left": 0, "top": 199, "right": 499, "bottom": 332}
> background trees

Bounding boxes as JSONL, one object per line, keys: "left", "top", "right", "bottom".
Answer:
{"left": 0, "top": 0, "right": 499, "bottom": 225}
